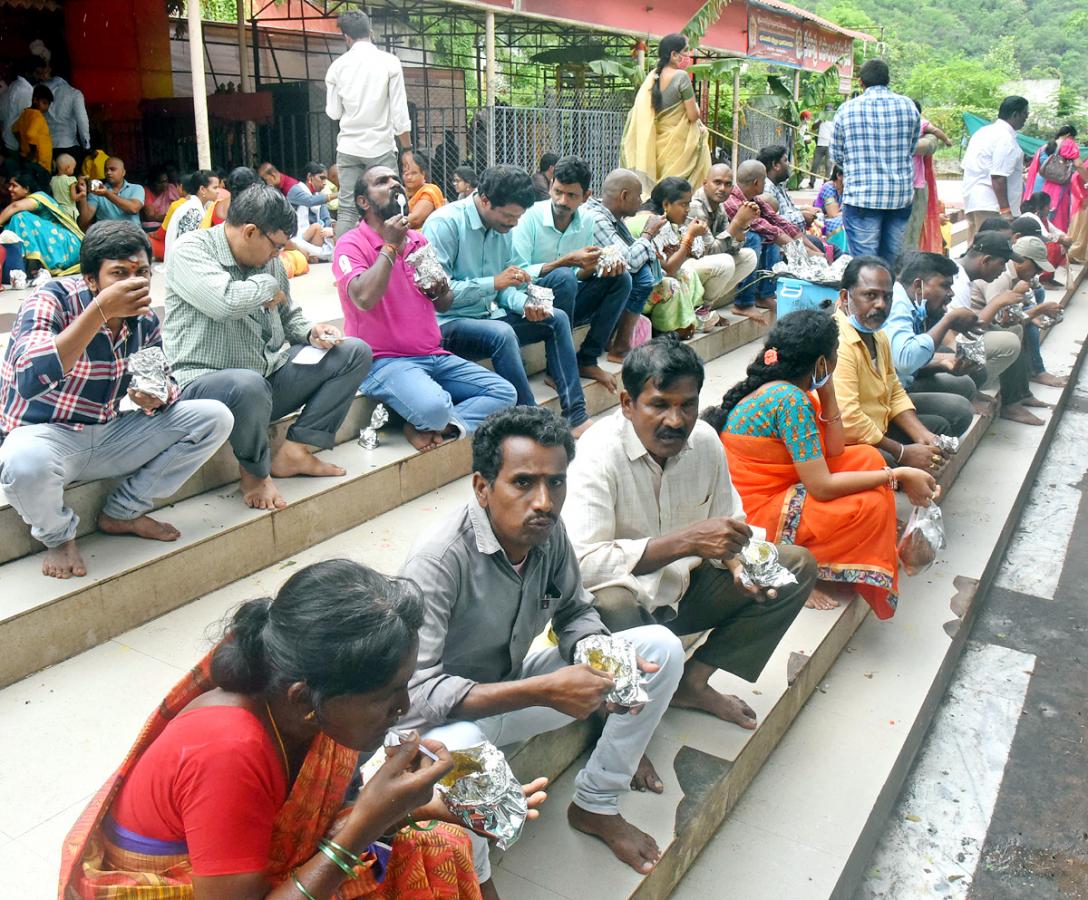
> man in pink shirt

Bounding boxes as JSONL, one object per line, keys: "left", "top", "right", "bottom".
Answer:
{"left": 334, "top": 165, "right": 517, "bottom": 451}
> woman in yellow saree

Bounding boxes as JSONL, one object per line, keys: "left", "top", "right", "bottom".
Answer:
{"left": 621, "top": 34, "right": 711, "bottom": 197}
{"left": 60, "top": 560, "right": 546, "bottom": 900}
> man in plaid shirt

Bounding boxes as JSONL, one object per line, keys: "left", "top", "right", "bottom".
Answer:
{"left": 831, "top": 59, "right": 921, "bottom": 264}
{"left": 0, "top": 221, "right": 233, "bottom": 578}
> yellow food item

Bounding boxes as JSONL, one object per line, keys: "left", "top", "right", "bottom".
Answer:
{"left": 439, "top": 750, "right": 486, "bottom": 787}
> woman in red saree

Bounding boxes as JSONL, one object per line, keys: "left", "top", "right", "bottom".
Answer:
{"left": 60, "top": 559, "right": 546, "bottom": 900}
{"left": 703, "top": 311, "right": 938, "bottom": 618}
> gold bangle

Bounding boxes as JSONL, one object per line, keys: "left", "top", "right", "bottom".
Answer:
{"left": 93, "top": 297, "right": 109, "bottom": 327}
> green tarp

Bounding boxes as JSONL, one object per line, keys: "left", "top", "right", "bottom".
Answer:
{"left": 962, "top": 112, "right": 1088, "bottom": 159}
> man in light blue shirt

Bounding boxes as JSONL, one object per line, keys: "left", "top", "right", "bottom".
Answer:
{"left": 77, "top": 156, "right": 145, "bottom": 228}
{"left": 883, "top": 251, "right": 977, "bottom": 434}
{"left": 423, "top": 164, "right": 591, "bottom": 433}
{"left": 511, "top": 156, "right": 631, "bottom": 394}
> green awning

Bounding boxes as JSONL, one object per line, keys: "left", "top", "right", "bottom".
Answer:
{"left": 963, "top": 112, "right": 1088, "bottom": 160}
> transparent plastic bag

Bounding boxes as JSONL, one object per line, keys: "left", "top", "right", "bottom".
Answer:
{"left": 897, "top": 504, "right": 946, "bottom": 576}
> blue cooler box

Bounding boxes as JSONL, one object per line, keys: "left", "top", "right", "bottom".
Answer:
{"left": 775, "top": 277, "right": 839, "bottom": 319}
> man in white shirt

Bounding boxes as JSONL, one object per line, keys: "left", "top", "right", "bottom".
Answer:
{"left": 961, "top": 96, "right": 1029, "bottom": 242}
{"left": 0, "top": 58, "right": 34, "bottom": 152}
{"left": 564, "top": 336, "right": 816, "bottom": 731}
{"left": 325, "top": 10, "right": 413, "bottom": 237}
{"left": 807, "top": 103, "right": 836, "bottom": 188}
{"left": 32, "top": 56, "right": 90, "bottom": 164}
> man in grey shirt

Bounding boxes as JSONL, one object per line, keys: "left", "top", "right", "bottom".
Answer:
{"left": 401, "top": 406, "right": 684, "bottom": 890}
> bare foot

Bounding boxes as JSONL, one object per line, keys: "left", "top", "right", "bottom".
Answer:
{"left": 974, "top": 390, "right": 995, "bottom": 404}
{"left": 544, "top": 374, "right": 557, "bottom": 390}
{"left": 478, "top": 878, "right": 500, "bottom": 900}
{"left": 606, "top": 350, "right": 629, "bottom": 364}
{"left": 580, "top": 364, "right": 618, "bottom": 394}
{"left": 240, "top": 469, "right": 287, "bottom": 510}
{"left": 806, "top": 583, "right": 841, "bottom": 611}
{"left": 41, "top": 540, "right": 87, "bottom": 579}
{"left": 270, "top": 440, "right": 346, "bottom": 478}
{"left": 671, "top": 680, "right": 758, "bottom": 729}
{"left": 630, "top": 754, "right": 664, "bottom": 793}
{"left": 403, "top": 423, "right": 445, "bottom": 452}
{"left": 1020, "top": 394, "right": 1052, "bottom": 409}
{"left": 571, "top": 419, "right": 593, "bottom": 439}
{"left": 1000, "top": 404, "right": 1044, "bottom": 426}
{"left": 98, "top": 513, "right": 181, "bottom": 542}
{"left": 1031, "top": 372, "right": 1067, "bottom": 388}
{"left": 755, "top": 296, "right": 777, "bottom": 311}
{"left": 567, "top": 804, "right": 661, "bottom": 875}
{"left": 732, "top": 306, "right": 767, "bottom": 323}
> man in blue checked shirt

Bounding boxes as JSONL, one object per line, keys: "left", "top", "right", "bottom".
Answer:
{"left": 423, "top": 164, "right": 593, "bottom": 436}
{"left": 831, "top": 59, "right": 920, "bottom": 265}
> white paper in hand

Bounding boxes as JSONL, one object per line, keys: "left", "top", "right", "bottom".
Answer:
{"left": 291, "top": 346, "right": 328, "bottom": 365}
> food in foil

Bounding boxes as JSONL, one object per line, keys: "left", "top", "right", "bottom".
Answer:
{"left": 738, "top": 526, "right": 798, "bottom": 591}
{"left": 996, "top": 303, "right": 1027, "bottom": 326}
{"left": 596, "top": 243, "right": 628, "bottom": 277}
{"left": 955, "top": 333, "right": 986, "bottom": 369}
{"left": 653, "top": 221, "right": 681, "bottom": 253}
{"left": 934, "top": 434, "right": 959, "bottom": 454}
{"left": 897, "top": 503, "right": 946, "bottom": 576}
{"left": 126, "top": 346, "right": 172, "bottom": 403}
{"left": 772, "top": 237, "right": 852, "bottom": 285}
{"left": 439, "top": 743, "right": 528, "bottom": 850}
{"left": 524, "top": 283, "right": 554, "bottom": 315}
{"left": 680, "top": 224, "right": 712, "bottom": 258}
{"left": 358, "top": 403, "right": 389, "bottom": 450}
{"left": 1035, "top": 310, "right": 1064, "bottom": 329}
{"left": 574, "top": 634, "right": 649, "bottom": 708}
{"left": 405, "top": 244, "right": 449, "bottom": 295}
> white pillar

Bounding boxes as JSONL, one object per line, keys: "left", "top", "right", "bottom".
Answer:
{"left": 485, "top": 11, "right": 496, "bottom": 107}
{"left": 189, "top": 0, "right": 212, "bottom": 169}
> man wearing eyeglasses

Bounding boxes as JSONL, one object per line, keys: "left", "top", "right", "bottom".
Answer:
{"left": 165, "top": 183, "right": 372, "bottom": 511}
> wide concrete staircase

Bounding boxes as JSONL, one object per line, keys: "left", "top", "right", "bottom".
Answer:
{"left": 2, "top": 216, "right": 1084, "bottom": 898}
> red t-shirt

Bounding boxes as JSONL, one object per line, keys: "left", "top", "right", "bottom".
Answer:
{"left": 111, "top": 706, "right": 288, "bottom": 876}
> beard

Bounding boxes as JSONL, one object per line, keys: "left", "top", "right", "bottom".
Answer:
{"left": 372, "top": 187, "right": 407, "bottom": 220}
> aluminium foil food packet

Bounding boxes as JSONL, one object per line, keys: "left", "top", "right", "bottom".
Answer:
{"left": 574, "top": 634, "right": 649, "bottom": 707}
{"left": 439, "top": 743, "right": 528, "bottom": 850}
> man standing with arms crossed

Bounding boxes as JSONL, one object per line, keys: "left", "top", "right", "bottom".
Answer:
{"left": 326, "top": 10, "right": 413, "bottom": 237}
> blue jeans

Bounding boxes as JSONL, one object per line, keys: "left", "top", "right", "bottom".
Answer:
{"left": 628, "top": 263, "right": 656, "bottom": 314}
{"left": 734, "top": 231, "right": 782, "bottom": 308}
{"left": 842, "top": 203, "right": 913, "bottom": 265}
{"left": 361, "top": 354, "right": 517, "bottom": 435}
{"left": 544, "top": 267, "right": 632, "bottom": 366}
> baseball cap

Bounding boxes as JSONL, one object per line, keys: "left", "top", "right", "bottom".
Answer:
{"left": 1011, "top": 235, "right": 1055, "bottom": 273}
{"left": 969, "top": 232, "right": 1023, "bottom": 262}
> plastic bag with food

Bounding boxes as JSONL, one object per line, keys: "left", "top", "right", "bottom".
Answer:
{"left": 897, "top": 503, "right": 946, "bottom": 576}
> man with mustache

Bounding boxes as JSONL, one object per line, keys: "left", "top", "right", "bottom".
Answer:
{"left": 564, "top": 336, "right": 815, "bottom": 734}
{"left": 401, "top": 406, "right": 684, "bottom": 893}
{"left": 511, "top": 155, "right": 632, "bottom": 394}
{"left": 334, "top": 165, "right": 516, "bottom": 451}
{"left": 832, "top": 256, "right": 964, "bottom": 470}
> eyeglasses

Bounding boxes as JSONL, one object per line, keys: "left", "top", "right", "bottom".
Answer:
{"left": 258, "top": 230, "right": 288, "bottom": 254}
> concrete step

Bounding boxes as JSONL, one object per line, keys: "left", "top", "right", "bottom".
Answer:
{"left": 0, "top": 315, "right": 769, "bottom": 689}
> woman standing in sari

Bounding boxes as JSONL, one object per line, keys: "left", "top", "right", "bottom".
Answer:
{"left": 621, "top": 34, "right": 711, "bottom": 197}
{"left": 703, "top": 311, "right": 938, "bottom": 617}
{"left": 61, "top": 559, "right": 547, "bottom": 900}
{"left": 0, "top": 171, "right": 83, "bottom": 274}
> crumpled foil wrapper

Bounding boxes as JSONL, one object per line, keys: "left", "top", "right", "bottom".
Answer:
{"left": 1035, "top": 310, "right": 1064, "bottom": 329}
{"left": 596, "top": 243, "right": 628, "bottom": 277}
{"left": 653, "top": 222, "right": 681, "bottom": 253}
{"left": 739, "top": 537, "right": 798, "bottom": 590}
{"left": 126, "top": 347, "right": 171, "bottom": 403}
{"left": 524, "top": 283, "right": 554, "bottom": 315}
{"left": 935, "top": 434, "right": 959, "bottom": 454}
{"left": 574, "top": 634, "right": 649, "bottom": 707}
{"left": 996, "top": 303, "right": 1028, "bottom": 326}
{"left": 439, "top": 743, "right": 528, "bottom": 850}
{"left": 955, "top": 334, "right": 986, "bottom": 369}
{"left": 772, "top": 239, "right": 852, "bottom": 285}
{"left": 405, "top": 245, "right": 449, "bottom": 294}
{"left": 358, "top": 403, "right": 389, "bottom": 450}
{"left": 680, "top": 225, "right": 712, "bottom": 258}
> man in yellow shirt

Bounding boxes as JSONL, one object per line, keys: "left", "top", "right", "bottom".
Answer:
{"left": 832, "top": 255, "right": 970, "bottom": 471}
{"left": 13, "top": 84, "right": 53, "bottom": 171}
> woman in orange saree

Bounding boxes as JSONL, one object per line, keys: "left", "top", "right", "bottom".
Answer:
{"left": 704, "top": 311, "right": 938, "bottom": 619}
{"left": 59, "top": 560, "right": 543, "bottom": 900}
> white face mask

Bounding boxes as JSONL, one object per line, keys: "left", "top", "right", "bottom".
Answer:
{"left": 812, "top": 357, "right": 831, "bottom": 389}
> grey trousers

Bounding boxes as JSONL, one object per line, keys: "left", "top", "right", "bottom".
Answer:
{"left": 180, "top": 339, "right": 372, "bottom": 478}
{"left": 335, "top": 148, "right": 400, "bottom": 237}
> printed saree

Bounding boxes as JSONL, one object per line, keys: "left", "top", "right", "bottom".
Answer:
{"left": 626, "top": 212, "right": 700, "bottom": 335}
{"left": 621, "top": 72, "right": 710, "bottom": 198}
{"left": 721, "top": 393, "right": 900, "bottom": 619}
{"left": 8, "top": 191, "right": 83, "bottom": 274}
{"left": 59, "top": 654, "right": 480, "bottom": 900}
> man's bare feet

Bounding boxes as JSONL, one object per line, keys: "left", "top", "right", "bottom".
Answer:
{"left": 806, "top": 582, "right": 841, "bottom": 611}
{"left": 567, "top": 804, "right": 661, "bottom": 874}
{"left": 98, "top": 513, "right": 181, "bottom": 542}
{"left": 671, "top": 679, "right": 758, "bottom": 729}
{"left": 630, "top": 754, "right": 664, "bottom": 793}
{"left": 754, "top": 296, "right": 777, "bottom": 311}
{"left": 571, "top": 419, "right": 593, "bottom": 439}
{"left": 580, "top": 364, "right": 618, "bottom": 394}
{"left": 270, "top": 439, "right": 346, "bottom": 478}
{"left": 240, "top": 469, "right": 287, "bottom": 510}
{"left": 606, "top": 350, "right": 629, "bottom": 364}
{"left": 42, "top": 540, "right": 87, "bottom": 579}
{"left": 732, "top": 306, "right": 767, "bottom": 323}
{"left": 1000, "top": 404, "right": 1044, "bottom": 426}
{"left": 1031, "top": 371, "right": 1067, "bottom": 388}
{"left": 403, "top": 423, "right": 445, "bottom": 452}
{"left": 1020, "top": 394, "right": 1051, "bottom": 409}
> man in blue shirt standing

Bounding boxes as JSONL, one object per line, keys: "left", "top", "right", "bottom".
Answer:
{"left": 423, "top": 165, "right": 592, "bottom": 436}
{"left": 831, "top": 59, "right": 920, "bottom": 264}
{"left": 77, "top": 156, "right": 145, "bottom": 228}
{"left": 511, "top": 156, "right": 631, "bottom": 394}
